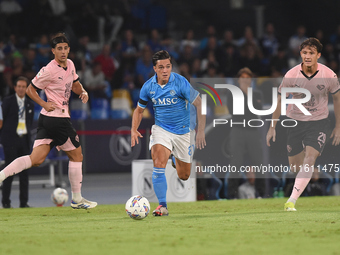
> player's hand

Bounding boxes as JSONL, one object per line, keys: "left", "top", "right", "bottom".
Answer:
{"left": 79, "top": 91, "right": 89, "bottom": 103}
{"left": 79, "top": 91, "right": 89, "bottom": 104}
{"left": 330, "top": 127, "right": 340, "bottom": 146}
{"left": 131, "top": 129, "right": 143, "bottom": 147}
{"left": 43, "top": 101, "right": 56, "bottom": 112}
{"left": 196, "top": 131, "right": 206, "bottom": 150}
{"left": 266, "top": 127, "right": 276, "bottom": 147}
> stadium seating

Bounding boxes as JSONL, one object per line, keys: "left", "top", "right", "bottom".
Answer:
{"left": 110, "top": 109, "right": 131, "bottom": 119}
{"left": 70, "top": 99, "right": 90, "bottom": 120}
{"left": 90, "top": 98, "right": 110, "bottom": 119}
{"left": 111, "top": 89, "right": 132, "bottom": 119}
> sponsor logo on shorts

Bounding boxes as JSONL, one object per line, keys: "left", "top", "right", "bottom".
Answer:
{"left": 75, "top": 135, "right": 79, "bottom": 143}
{"left": 287, "top": 145, "right": 292, "bottom": 153}
{"left": 318, "top": 132, "right": 326, "bottom": 148}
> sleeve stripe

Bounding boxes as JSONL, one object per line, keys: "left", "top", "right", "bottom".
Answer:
{"left": 138, "top": 98, "right": 148, "bottom": 106}
{"left": 331, "top": 88, "right": 340, "bottom": 95}
{"left": 192, "top": 93, "right": 200, "bottom": 104}
{"left": 137, "top": 102, "right": 146, "bottom": 108}
{"left": 31, "top": 82, "right": 40, "bottom": 90}
{"left": 73, "top": 77, "right": 79, "bottom": 83}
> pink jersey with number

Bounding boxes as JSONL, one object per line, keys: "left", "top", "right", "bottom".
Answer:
{"left": 32, "top": 59, "right": 79, "bottom": 118}
{"left": 278, "top": 63, "right": 340, "bottom": 121}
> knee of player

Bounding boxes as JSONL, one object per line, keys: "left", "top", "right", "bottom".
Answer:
{"left": 153, "top": 159, "right": 167, "bottom": 168}
{"left": 68, "top": 153, "right": 83, "bottom": 162}
{"left": 304, "top": 154, "right": 317, "bottom": 165}
{"left": 32, "top": 158, "right": 45, "bottom": 167}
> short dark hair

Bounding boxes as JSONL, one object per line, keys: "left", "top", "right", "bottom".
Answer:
{"left": 15, "top": 76, "right": 29, "bottom": 87}
{"left": 50, "top": 32, "right": 69, "bottom": 48}
{"left": 152, "top": 50, "right": 172, "bottom": 66}
{"left": 237, "top": 67, "right": 253, "bottom": 78}
{"left": 300, "top": 37, "right": 323, "bottom": 53}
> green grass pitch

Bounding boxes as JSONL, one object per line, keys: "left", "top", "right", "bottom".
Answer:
{"left": 1, "top": 196, "right": 339, "bottom": 255}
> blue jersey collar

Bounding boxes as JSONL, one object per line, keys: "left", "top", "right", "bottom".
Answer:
{"left": 152, "top": 73, "right": 175, "bottom": 85}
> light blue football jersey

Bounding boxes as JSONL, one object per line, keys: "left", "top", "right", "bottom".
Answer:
{"left": 138, "top": 73, "right": 199, "bottom": 135}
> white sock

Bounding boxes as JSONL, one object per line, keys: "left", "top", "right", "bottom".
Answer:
{"left": 72, "top": 192, "right": 82, "bottom": 203}
{"left": 287, "top": 197, "right": 297, "bottom": 205}
{"left": 0, "top": 171, "right": 5, "bottom": 182}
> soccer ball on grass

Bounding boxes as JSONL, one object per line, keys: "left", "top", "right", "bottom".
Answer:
{"left": 125, "top": 195, "right": 150, "bottom": 220}
{"left": 51, "top": 188, "right": 69, "bottom": 206}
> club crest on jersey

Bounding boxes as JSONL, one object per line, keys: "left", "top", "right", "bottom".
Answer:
{"left": 170, "top": 90, "right": 176, "bottom": 96}
{"left": 316, "top": 84, "right": 325, "bottom": 90}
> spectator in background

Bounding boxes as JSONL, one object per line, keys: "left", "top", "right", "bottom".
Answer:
{"left": 147, "top": 29, "right": 163, "bottom": 52}
{"left": 0, "top": 38, "right": 6, "bottom": 98}
{"left": 94, "top": 43, "right": 117, "bottom": 84}
{"left": 239, "top": 43, "right": 262, "bottom": 76}
{"left": 227, "top": 67, "right": 265, "bottom": 199}
{"left": 121, "top": 29, "right": 139, "bottom": 67}
{"left": 35, "top": 34, "right": 51, "bottom": 69}
{"left": 220, "top": 29, "right": 237, "bottom": 47}
{"left": 201, "top": 50, "right": 219, "bottom": 74}
{"left": 82, "top": 61, "right": 107, "bottom": 99}
{"left": 180, "top": 29, "right": 199, "bottom": 54}
{"left": 74, "top": 35, "right": 92, "bottom": 72}
{"left": 258, "top": 69, "right": 282, "bottom": 105}
{"left": 237, "top": 26, "right": 258, "bottom": 48}
{"left": 288, "top": 25, "right": 307, "bottom": 67}
{"left": 1, "top": 76, "right": 34, "bottom": 208}
{"left": 200, "top": 25, "right": 216, "bottom": 50}
{"left": 329, "top": 24, "right": 340, "bottom": 54}
{"left": 269, "top": 46, "right": 289, "bottom": 75}
{"left": 23, "top": 48, "right": 39, "bottom": 81}
{"left": 0, "top": 104, "right": 3, "bottom": 129}
{"left": 315, "top": 29, "right": 327, "bottom": 46}
{"left": 178, "top": 62, "right": 191, "bottom": 81}
{"left": 3, "top": 52, "right": 24, "bottom": 95}
{"left": 260, "top": 23, "right": 280, "bottom": 59}
{"left": 161, "top": 34, "right": 179, "bottom": 61}
{"left": 220, "top": 43, "right": 240, "bottom": 77}
{"left": 177, "top": 44, "right": 195, "bottom": 68}
{"left": 323, "top": 43, "right": 338, "bottom": 66}
{"left": 135, "top": 45, "right": 153, "bottom": 87}
{"left": 191, "top": 58, "right": 203, "bottom": 78}
{"left": 203, "top": 63, "right": 220, "bottom": 78}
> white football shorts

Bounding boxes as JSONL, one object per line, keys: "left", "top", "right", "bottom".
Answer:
{"left": 149, "top": 125, "right": 195, "bottom": 163}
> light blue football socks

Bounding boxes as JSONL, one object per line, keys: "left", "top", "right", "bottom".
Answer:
{"left": 152, "top": 167, "right": 167, "bottom": 208}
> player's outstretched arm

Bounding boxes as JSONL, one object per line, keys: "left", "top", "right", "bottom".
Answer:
{"left": 26, "top": 83, "right": 56, "bottom": 112}
{"left": 331, "top": 91, "right": 340, "bottom": 146}
{"left": 266, "top": 94, "right": 281, "bottom": 147}
{"left": 131, "top": 106, "right": 144, "bottom": 147}
{"left": 72, "top": 81, "right": 89, "bottom": 104}
{"left": 193, "top": 96, "right": 206, "bottom": 149}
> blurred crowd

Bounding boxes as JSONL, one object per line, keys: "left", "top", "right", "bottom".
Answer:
{"left": 1, "top": 0, "right": 340, "bottom": 119}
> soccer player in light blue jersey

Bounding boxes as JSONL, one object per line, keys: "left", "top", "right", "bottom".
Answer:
{"left": 131, "top": 50, "right": 206, "bottom": 216}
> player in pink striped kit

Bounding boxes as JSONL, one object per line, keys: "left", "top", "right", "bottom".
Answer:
{"left": 266, "top": 38, "right": 340, "bottom": 211}
{"left": 0, "top": 33, "right": 97, "bottom": 209}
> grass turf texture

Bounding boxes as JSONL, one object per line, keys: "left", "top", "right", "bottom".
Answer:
{"left": 1, "top": 196, "right": 339, "bottom": 255}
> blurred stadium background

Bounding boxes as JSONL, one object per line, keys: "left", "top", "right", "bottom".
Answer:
{"left": 1, "top": 0, "right": 340, "bottom": 207}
